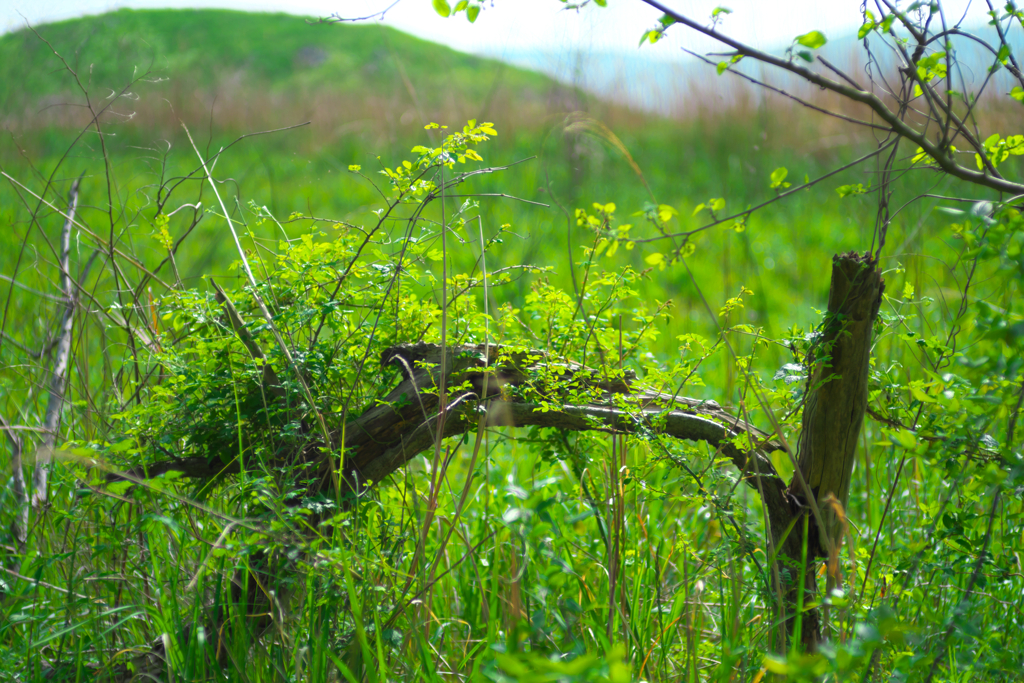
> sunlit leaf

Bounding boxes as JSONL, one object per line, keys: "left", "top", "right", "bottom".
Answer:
{"left": 836, "top": 183, "right": 866, "bottom": 198}
{"left": 796, "top": 30, "right": 827, "bottom": 49}
{"left": 432, "top": 0, "right": 451, "bottom": 17}
{"left": 892, "top": 428, "right": 918, "bottom": 449}
{"left": 769, "top": 167, "right": 789, "bottom": 189}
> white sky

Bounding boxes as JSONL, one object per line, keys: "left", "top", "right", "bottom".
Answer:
{"left": 0, "top": 1, "right": 995, "bottom": 61}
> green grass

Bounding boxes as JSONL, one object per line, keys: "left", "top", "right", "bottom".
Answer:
{"left": 1, "top": 8, "right": 1023, "bottom": 683}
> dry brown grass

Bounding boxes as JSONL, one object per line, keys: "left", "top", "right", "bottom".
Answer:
{"left": 6, "top": 39, "right": 1021, "bottom": 166}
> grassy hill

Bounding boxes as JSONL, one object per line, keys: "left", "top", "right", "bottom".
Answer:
{"left": 0, "top": 8, "right": 582, "bottom": 147}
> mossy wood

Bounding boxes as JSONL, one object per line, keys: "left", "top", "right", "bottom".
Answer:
{"left": 96, "top": 253, "right": 882, "bottom": 675}
{"left": 792, "top": 252, "right": 884, "bottom": 558}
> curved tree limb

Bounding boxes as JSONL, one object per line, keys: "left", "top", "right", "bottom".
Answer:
{"left": 346, "top": 342, "right": 784, "bottom": 490}
{"left": 121, "top": 340, "right": 794, "bottom": 543}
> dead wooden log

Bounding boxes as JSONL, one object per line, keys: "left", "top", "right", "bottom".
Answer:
{"left": 784, "top": 251, "right": 884, "bottom": 648}
{"left": 792, "top": 251, "right": 883, "bottom": 555}
{"left": 345, "top": 342, "right": 788, "bottom": 502}
{"left": 117, "top": 342, "right": 790, "bottom": 507}
{"left": 100, "top": 340, "right": 795, "bottom": 679}
{"left": 99, "top": 252, "right": 881, "bottom": 667}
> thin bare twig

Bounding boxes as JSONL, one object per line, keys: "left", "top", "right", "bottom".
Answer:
{"left": 640, "top": 0, "right": 1024, "bottom": 196}
{"left": 32, "top": 176, "right": 81, "bottom": 509}
{"left": 1, "top": 414, "right": 28, "bottom": 549}
{"left": 317, "top": 0, "right": 404, "bottom": 23}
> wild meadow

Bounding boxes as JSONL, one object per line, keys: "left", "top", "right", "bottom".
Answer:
{"left": 0, "top": 7, "right": 1021, "bottom": 682}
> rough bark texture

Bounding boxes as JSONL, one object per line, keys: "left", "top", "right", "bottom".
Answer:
{"left": 791, "top": 252, "right": 884, "bottom": 556}
{"left": 116, "top": 342, "right": 791, "bottom": 505}
{"left": 784, "top": 251, "right": 884, "bottom": 648}
{"left": 347, "top": 343, "right": 787, "bottom": 497}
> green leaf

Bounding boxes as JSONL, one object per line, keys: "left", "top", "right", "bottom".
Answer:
{"left": 797, "top": 50, "right": 814, "bottom": 63}
{"left": 763, "top": 655, "right": 789, "bottom": 673}
{"left": 717, "top": 53, "right": 743, "bottom": 74}
{"left": 910, "top": 383, "right": 937, "bottom": 404}
{"left": 858, "top": 20, "right": 876, "bottom": 39}
{"left": 467, "top": 5, "right": 480, "bottom": 22}
{"left": 769, "top": 167, "right": 790, "bottom": 189}
{"left": 796, "top": 30, "right": 827, "bottom": 49}
{"left": 892, "top": 428, "right": 918, "bottom": 449}
{"left": 917, "top": 51, "right": 945, "bottom": 69}
{"left": 432, "top": 0, "right": 451, "bottom": 18}
{"left": 836, "top": 183, "right": 867, "bottom": 198}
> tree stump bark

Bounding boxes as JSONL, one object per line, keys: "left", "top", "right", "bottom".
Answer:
{"left": 784, "top": 251, "right": 884, "bottom": 648}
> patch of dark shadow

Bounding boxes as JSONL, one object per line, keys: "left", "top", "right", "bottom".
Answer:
{"left": 295, "top": 46, "right": 327, "bottom": 68}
